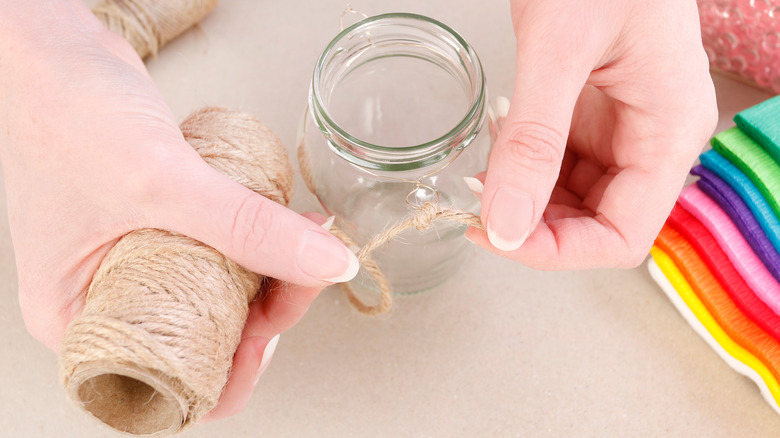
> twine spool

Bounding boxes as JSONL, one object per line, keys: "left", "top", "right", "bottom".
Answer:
{"left": 92, "top": 0, "right": 218, "bottom": 59}
{"left": 59, "top": 107, "right": 293, "bottom": 436}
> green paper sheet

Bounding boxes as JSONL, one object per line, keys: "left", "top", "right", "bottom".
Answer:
{"left": 710, "top": 126, "right": 780, "bottom": 221}
{"left": 735, "top": 95, "right": 780, "bottom": 164}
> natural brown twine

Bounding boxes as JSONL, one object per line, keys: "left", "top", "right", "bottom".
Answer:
{"left": 59, "top": 3, "right": 292, "bottom": 436}
{"left": 92, "top": 0, "right": 218, "bottom": 59}
{"left": 59, "top": 107, "right": 294, "bottom": 436}
{"left": 297, "top": 144, "right": 483, "bottom": 316}
{"left": 58, "top": 3, "right": 480, "bottom": 434}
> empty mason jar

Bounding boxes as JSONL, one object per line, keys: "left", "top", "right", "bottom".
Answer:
{"left": 298, "top": 13, "right": 493, "bottom": 294}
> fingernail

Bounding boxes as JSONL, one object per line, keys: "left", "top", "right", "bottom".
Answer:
{"left": 486, "top": 186, "right": 534, "bottom": 252}
{"left": 297, "top": 230, "right": 359, "bottom": 283}
{"left": 463, "top": 177, "right": 484, "bottom": 195}
{"left": 487, "top": 104, "right": 497, "bottom": 125}
{"left": 496, "top": 96, "right": 511, "bottom": 118}
{"left": 321, "top": 216, "right": 336, "bottom": 231}
{"left": 254, "top": 334, "right": 280, "bottom": 386}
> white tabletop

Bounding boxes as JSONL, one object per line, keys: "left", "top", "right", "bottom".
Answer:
{"left": 2, "top": 1, "right": 780, "bottom": 436}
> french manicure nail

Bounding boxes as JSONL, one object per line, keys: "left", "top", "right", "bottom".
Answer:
{"left": 254, "top": 334, "right": 280, "bottom": 386}
{"left": 463, "top": 177, "right": 484, "bottom": 195}
{"left": 486, "top": 186, "right": 534, "bottom": 252}
{"left": 297, "top": 230, "right": 359, "bottom": 283}
{"left": 496, "top": 96, "right": 511, "bottom": 118}
{"left": 321, "top": 216, "right": 336, "bottom": 231}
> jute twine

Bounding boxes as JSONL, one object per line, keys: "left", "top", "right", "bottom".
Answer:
{"left": 92, "top": 0, "right": 218, "bottom": 59}
{"left": 59, "top": 107, "right": 294, "bottom": 436}
{"left": 296, "top": 144, "right": 483, "bottom": 316}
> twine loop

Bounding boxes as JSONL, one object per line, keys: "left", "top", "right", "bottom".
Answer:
{"left": 299, "top": 139, "right": 483, "bottom": 315}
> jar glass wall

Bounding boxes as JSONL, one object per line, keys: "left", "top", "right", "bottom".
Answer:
{"left": 299, "top": 13, "right": 494, "bottom": 294}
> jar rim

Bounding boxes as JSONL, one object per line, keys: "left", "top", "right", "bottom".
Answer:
{"left": 310, "top": 12, "right": 487, "bottom": 168}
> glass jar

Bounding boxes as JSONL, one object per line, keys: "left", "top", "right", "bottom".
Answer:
{"left": 298, "top": 13, "right": 494, "bottom": 295}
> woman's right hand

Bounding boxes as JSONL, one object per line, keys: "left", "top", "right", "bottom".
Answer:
{"left": 467, "top": 0, "right": 717, "bottom": 269}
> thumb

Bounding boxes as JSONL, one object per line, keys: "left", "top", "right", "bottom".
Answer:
{"left": 153, "top": 152, "right": 359, "bottom": 287}
{"left": 481, "top": 12, "right": 598, "bottom": 252}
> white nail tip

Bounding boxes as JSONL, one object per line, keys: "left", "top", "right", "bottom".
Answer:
{"left": 487, "top": 105, "right": 496, "bottom": 123}
{"left": 321, "top": 216, "right": 336, "bottom": 231}
{"left": 323, "top": 248, "right": 360, "bottom": 283}
{"left": 496, "top": 96, "right": 511, "bottom": 118}
{"left": 256, "top": 334, "right": 280, "bottom": 384}
{"left": 463, "top": 177, "right": 484, "bottom": 194}
{"left": 487, "top": 227, "right": 524, "bottom": 252}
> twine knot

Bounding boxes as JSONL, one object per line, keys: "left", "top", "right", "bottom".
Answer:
{"left": 410, "top": 202, "right": 441, "bottom": 230}
{"left": 301, "top": 138, "right": 484, "bottom": 315}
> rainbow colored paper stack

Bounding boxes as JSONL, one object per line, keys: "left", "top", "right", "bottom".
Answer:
{"left": 649, "top": 94, "right": 780, "bottom": 414}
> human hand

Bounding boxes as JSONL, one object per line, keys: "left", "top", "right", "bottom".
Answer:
{"left": 466, "top": 0, "right": 717, "bottom": 269}
{"left": 0, "top": 1, "right": 357, "bottom": 420}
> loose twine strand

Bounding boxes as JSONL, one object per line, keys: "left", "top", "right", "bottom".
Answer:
{"left": 296, "top": 143, "right": 483, "bottom": 316}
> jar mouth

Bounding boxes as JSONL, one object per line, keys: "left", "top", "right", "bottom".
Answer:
{"left": 310, "top": 13, "right": 487, "bottom": 171}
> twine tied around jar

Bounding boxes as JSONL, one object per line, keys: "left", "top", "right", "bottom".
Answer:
{"left": 296, "top": 6, "right": 488, "bottom": 316}
{"left": 297, "top": 142, "right": 483, "bottom": 316}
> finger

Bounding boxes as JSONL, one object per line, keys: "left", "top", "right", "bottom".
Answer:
{"left": 467, "top": 166, "right": 685, "bottom": 269}
{"left": 250, "top": 279, "right": 325, "bottom": 337}
{"left": 245, "top": 212, "right": 330, "bottom": 335}
{"left": 489, "top": 96, "right": 511, "bottom": 142}
{"left": 196, "top": 211, "right": 332, "bottom": 421}
{"left": 203, "top": 258, "right": 327, "bottom": 421}
{"left": 480, "top": 8, "right": 608, "bottom": 253}
{"left": 201, "top": 334, "right": 279, "bottom": 422}
{"left": 482, "top": 30, "right": 588, "bottom": 251}
{"left": 153, "top": 154, "right": 358, "bottom": 287}
{"left": 565, "top": 158, "right": 606, "bottom": 201}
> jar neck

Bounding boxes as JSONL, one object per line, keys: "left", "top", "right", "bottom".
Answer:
{"left": 310, "top": 13, "right": 487, "bottom": 173}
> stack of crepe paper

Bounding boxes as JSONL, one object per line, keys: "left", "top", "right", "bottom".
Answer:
{"left": 648, "top": 94, "right": 780, "bottom": 414}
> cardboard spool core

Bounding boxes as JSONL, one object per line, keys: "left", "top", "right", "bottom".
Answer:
{"left": 70, "top": 362, "right": 186, "bottom": 436}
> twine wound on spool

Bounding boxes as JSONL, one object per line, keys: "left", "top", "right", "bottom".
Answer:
{"left": 59, "top": 107, "right": 294, "bottom": 436}
{"left": 60, "top": 2, "right": 297, "bottom": 435}
{"left": 92, "top": 0, "right": 218, "bottom": 59}
{"left": 297, "top": 143, "right": 483, "bottom": 316}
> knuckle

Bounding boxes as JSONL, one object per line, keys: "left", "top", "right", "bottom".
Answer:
{"left": 221, "top": 402, "right": 247, "bottom": 419}
{"left": 124, "top": 166, "right": 162, "bottom": 207}
{"left": 120, "top": 151, "right": 175, "bottom": 208}
{"left": 500, "top": 122, "right": 565, "bottom": 169}
{"left": 619, "top": 250, "right": 648, "bottom": 269}
{"left": 615, "top": 243, "right": 651, "bottom": 269}
{"left": 230, "top": 195, "right": 273, "bottom": 255}
{"left": 702, "top": 101, "right": 719, "bottom": 137}
{"left": 18, "top": 288, "right": 60, "bottom": 350}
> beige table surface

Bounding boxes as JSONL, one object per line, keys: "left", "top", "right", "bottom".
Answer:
{"left": 2, "top": 1, "right": 780, "bottom": 437}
